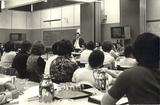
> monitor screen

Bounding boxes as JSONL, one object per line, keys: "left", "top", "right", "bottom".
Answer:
{"left": 111, "top": 27, "right": 125, "bottom": 38}
{"left": 10, "top": 33, "right": 22, "bottom": 41}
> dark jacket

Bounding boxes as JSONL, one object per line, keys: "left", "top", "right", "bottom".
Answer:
{"left": 12, "top": 51, "right": 30, "bottom": 79}
{"left": 73, "top": 38, "right": 84, "bottom": 48}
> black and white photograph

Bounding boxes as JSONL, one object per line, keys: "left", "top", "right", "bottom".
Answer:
{"left": 0, "top": 0, "right": 159, "bottom": 105}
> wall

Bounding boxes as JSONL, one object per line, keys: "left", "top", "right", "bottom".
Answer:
{"left": 104, "top": 0, "right": 120, "bottom": 23}
{"left": 0, "top": 10, "right": 31, "bottom": 43}
{"left": 120, "top": 0, "right": 140, "bottom": 42}
{"left": 146, "top": 0, "right": 160, "bottom": 36}
{"left": 0, "top": 4, "right": 80, "bottom": 43}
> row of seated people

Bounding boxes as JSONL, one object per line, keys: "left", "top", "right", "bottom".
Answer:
{"left": 0, "top": 39, "right": 137, "bottom": 83}
{"left": 0, "top": 32, "right": 159, "bottom": 104}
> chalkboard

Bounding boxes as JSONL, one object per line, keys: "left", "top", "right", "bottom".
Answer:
{"left": 43, "top": 29, "right": 77, "bottom": 47}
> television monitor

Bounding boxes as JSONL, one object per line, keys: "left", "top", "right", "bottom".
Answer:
{"left": 10, "top": 33, "right": 26, "bottom": 41}
{"left": 111, "top": 26, "right": 125, "bottom": 38}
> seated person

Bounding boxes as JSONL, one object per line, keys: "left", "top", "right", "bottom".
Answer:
{"left": 79, "top": 41, "right": 95, "bottom": 65}
{"left": 102, "top": 41, "right": 115, "bottom": 69}
{"left": 72, "top": 50, "right": 113, "bottom": 87}
{"left": 0, "top": 41, "right": 16, "bottom": 68}
{"left": 27, "top": 41, "right": 46, "bottom": 82}
{"left": 101, "top": 33, "right": 160, "bottom": 105}
{"left": 12, "top": 41, "right": 32, "bottom": 79}
{"left": 0, "top": 82, "right": 19, "bottom": 104}
{"left": 49, "top": 40, "right": 78, "bottom": 83}
{"left": 117, "top": 45, "right": 137, "bottom": 70}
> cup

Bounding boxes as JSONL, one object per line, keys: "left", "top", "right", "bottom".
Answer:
{"left": 11, "top": 76, "right": 16, "bottom": 85}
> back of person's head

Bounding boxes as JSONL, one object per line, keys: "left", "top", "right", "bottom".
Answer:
{"left": 21, "top": 40, "right": 32, "bottom": 52}
{"left": 133, "top": 33, "right": 159, "bottom": 69}
{"left": 124, "top": 45, "right": 134, "bottom": 58}
{"left": 86, "top": 41, "right": 95, "bottom": 50}
{"left": 31, "top": 41, "right": 45, "bottom": 56}
{"left": 102, "top": 41, "right": 113, "bottom": 52}
{"left": 4, "top": 41, "right": 15, "bottom": 52}
{"left": 57, "top": 40, "right": 73, "bottom": 56}
{"left": 52, "top": 41, "right": 59, "bottom": 55}
{"left": 89, "top": 50, "right": 104, "bottom": 69}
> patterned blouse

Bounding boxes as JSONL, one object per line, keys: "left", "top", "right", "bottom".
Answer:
{"left": 50, "top": 56, "right": 78, "bottom": 83}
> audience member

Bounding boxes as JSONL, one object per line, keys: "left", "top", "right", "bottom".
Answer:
{"left": 49, "top": 40, "right": 78, "bottom": 83}
{"left": 102, "top": 41, "right": 115, "bottom": 69}
{"left": 79, "top": 41, "right": 95, "bottom": 65}
{"left": 95, "top": 41, "right": 102, "bottom": 51}
{"left": 72, "top": 50, "right": 113, "bottom": 87}
{"left": 0, "top": 82, "right": 19, "bottom": 104}
{"left": 117, "top": 45, "right": 137, "bottom": 70}
{"left": 27, "top": 41, "right": 46, "bottom": 82}
{"left": 12, "top": 40, "right": 32, "bottom": 79}
{"left": 0, "top": 41, "right": 16, "bottom": 68}
{"left": 101, "top": 33, "right": 160, "bottom": 105}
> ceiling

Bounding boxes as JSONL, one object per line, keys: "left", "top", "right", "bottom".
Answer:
{"left": 10, "top": 0, "right": 81, "bottom": 12}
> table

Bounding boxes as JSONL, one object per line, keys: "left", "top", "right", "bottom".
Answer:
{"left": 2, "top": 73, "right": 127, "bottom": 105}
{"left": 3, "top": 75, "right": 97, "bottom": 105}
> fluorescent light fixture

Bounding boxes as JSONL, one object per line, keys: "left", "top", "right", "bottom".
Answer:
{"left": 4, "top": 0, "right": 47, "bottom": 9}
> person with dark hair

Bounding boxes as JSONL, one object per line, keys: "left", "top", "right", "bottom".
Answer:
{"left": 0, "top": 41, "right": 16, "bottom": 68}
{"left": 79, "top": 41, "right": 95, "bottom": 65}
{"left": 117, "top": 45, "right": 137, "bottom": 70}
{"left": 102, "top": 41, "right": 115, "bottom": 69}
{"left": 73, "top": 32, "right": 85, "bottom": 52}
{"left": 101, "top": 33, "right": 160, "bottom": 105}
{"left": 48, "top": 40, "right": 78, "bottom": 83}
{"left": 27, "top": 41, "right": 46, "bottom": 82}
{"left": 12, "top": 40, "right": 32, "bottom": 79}
{"left": 95, "top": 41, "right": 102, "bottom": 50}
{"left": 72, "top": 50, "right": 113, "bottom": 87}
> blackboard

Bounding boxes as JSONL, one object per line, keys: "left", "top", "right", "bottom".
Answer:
{"left": 43, "top": 29, "right": 77, "bottom": 47}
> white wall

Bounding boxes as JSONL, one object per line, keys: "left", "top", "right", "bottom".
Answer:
{"left": 104, "top": 0, "right": 120, "bottom": 23}
{"left": 146, "top": 0, "right": 160, "bottom": 36}
{"left": 0, "top": 10, "right": 31, "bottom": 29}
{"left": 31, "top": 4, "right": 80, "bottom": 29}
{"left": 0, "top": 4, "right": 80, "bottom": 30}
{"left": 146, "top": 0, "right": 160, "bottom": 20}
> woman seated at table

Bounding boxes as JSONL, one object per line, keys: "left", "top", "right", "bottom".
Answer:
{"left": 48, "top": 40, "right": 78, "bottom": 83}
{"left": 27, "top": 41, "right": 46, "bottom": 82}
{"left": 0, "top": 82, "right": 19, "bottom": 104}
{"left": 117, "top": 45, "right": 137, "bottom": 70}
{"left": 102, "top": 41, "right": 116, "bottom": 69}
{"left": 72, "top": 50, "right": 113, "bottom": 87}
{"left": 0, "top": 41, "right": 16, "bottom": 69}
{"left": 12, "top": 40, "right": 32, "bottom": 79}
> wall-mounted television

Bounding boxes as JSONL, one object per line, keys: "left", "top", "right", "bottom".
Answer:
{"left": 111, "top": 26, "right": 130, "bottom": 39}
{"left": 10, "top": 33, "right": 26, "bottom": 41}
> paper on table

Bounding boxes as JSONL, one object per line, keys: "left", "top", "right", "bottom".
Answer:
{"left": 0, "top": 77, "right": 11, "bottom": 84}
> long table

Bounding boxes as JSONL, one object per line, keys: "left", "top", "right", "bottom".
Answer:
{"left": 3, "top": 75, "right": 97, "bottom": 105}
{"left": 2, "top": 69, "right": 125, "bottom": 105}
